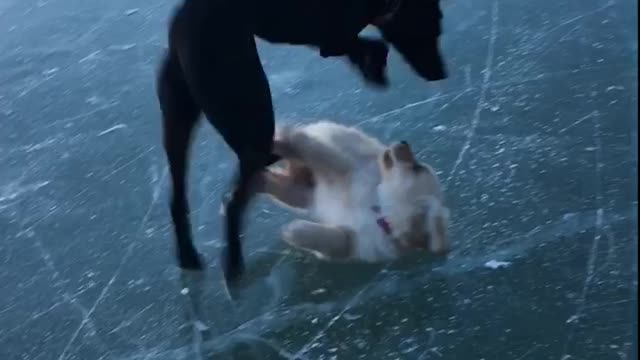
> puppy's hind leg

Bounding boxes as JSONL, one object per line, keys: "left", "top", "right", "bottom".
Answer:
{"left": 283, "top": 220, "right": 354, "bottom": 260}
{"left": 157, "top": 50, "right": 203, "bottom": 270}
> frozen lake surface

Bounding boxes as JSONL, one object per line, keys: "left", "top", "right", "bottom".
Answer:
{"left": 0, "top": 0, "right": 637, "bottom": 359}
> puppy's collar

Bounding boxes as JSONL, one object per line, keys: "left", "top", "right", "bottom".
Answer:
{"left": 371, "top": 205, "right": 393, "bottom": 236}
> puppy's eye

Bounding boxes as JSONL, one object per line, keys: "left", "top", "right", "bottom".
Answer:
{"left": 383, "top": 150, "right": 394, "bottom": 169}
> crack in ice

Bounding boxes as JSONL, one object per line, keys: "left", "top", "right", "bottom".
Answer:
{"left": 559, "top": 111, "right": 604, "bottom": 360}
{"left": 446, "top": 0, "right": 498, "bottom": 187}
{"left": 56, "top": 167, "right": 166, "bottom": 360}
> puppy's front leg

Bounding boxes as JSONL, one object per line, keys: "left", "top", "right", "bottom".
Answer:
{"left": 283, "top": 220, "right": 354, "bottom": 260}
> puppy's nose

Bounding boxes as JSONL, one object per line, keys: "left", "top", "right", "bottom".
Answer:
{"left": 400, "top": 140, "right": 409, "bottom": 146}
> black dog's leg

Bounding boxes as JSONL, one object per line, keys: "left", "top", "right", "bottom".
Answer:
{"left": 219, "top": 152, "right": 280, "bottom": 282}
{"left": 157, "top": 51, "right": 203, "bottom": 270}
{"left": 347, "top": 38, "right": 389, "bottom": 87}
{"left": 221, "top": 155, "right": 261, "bottom": 281}
{"left": 221, "top": 151, "right": 281, "bottom": 218}
{"left": 170, "top": 0, "right": 277, "bottom": 282}
{"left": 319, "top": 37, "right": 389, "bottom": 88}
{"left": 219, "top": 82, "right": 279, "bottom": 282}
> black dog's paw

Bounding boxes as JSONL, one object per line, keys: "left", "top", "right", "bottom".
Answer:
{"left": 350, "top": 39, "right": 390, "bottom": 89}
{"left": 222, "top": 249, "right": 245, "bottom": 284}
{"left": 364, "top": 41, "right": 390, "bottom": 88}
{"left": 363, "top": 64, "right": 390, "bottom": 89}
{"left": 178, "top": 249, "right": 204, "bottom": 271}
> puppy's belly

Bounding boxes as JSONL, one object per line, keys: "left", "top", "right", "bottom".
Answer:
{"left": 310, "top": 182, "right": 352, "bottom": 226}
{"left": 309, "top": 163, "right": 380, "bottom": 225}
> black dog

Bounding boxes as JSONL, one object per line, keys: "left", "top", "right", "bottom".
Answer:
{"left": 156, "top": 0, "right": 447, "bottom": 282}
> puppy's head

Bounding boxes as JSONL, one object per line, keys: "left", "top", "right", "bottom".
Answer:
{"left": 377, "top": 141, "right": 449, "bottom": 255}
{"left": 378, "top": 141, "right": 433, "bottom": 197}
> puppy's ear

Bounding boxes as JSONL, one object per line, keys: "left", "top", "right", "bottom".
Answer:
{"left": 382, "top": 149, "right": 394, "bottom": 170}
{"left": 424, "top": 197, "right": 449, "bottom": 255}
{"left": 429, "top": 209, "right": 449, "bottom": 255}
{"left": 407, "top": 214, "right": 428, "bottom": 250}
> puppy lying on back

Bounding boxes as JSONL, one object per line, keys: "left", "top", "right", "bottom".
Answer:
{"left": 257, "top": 121, "right": 450, "bottom": 262}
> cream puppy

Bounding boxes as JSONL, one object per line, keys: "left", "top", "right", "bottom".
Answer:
{"left": 258, "top": 121, "right": 450, "bottom": 262}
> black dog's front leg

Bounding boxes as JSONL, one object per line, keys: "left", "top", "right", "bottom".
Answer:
{"left": 319, "top": 37, "right": 389, "bottom": 88}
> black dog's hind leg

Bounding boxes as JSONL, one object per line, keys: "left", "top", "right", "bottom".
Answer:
{"left": 170, "top": 1, "right": 277, "bottom": 282}
{"left": 158, "top": 51, "right": 203, "bottom": 270}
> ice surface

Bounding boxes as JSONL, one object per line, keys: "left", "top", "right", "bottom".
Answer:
{"left": 0, "top": 0, "right": 637, "bottom": 359}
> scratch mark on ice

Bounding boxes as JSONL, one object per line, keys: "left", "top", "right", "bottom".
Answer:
{"left": 98, "top": 124, "right": 128, "bottom": 136}
{"left": 446, "top": 0, "right": 498, "bottom": 187}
